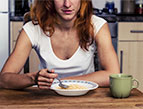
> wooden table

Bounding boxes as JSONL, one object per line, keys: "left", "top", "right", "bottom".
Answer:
{"left": 0, "top": 87, "right": 143, "bottom": 109}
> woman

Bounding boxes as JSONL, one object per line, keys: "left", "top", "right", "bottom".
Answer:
{"left": 0, "top": 0, "right": 120, "bottom": 89}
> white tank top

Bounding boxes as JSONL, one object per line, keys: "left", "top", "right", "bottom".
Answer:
{"left": 23, "top": 15, "right": 107, "bottom": 78}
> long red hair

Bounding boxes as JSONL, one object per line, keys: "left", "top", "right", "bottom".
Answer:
{"left": 30, "top": 0, "right": 94, "bottom": 50}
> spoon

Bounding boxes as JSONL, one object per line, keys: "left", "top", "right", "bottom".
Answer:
{"left": 47, "top": 70, "right": 69, "bottom": 89}
{"left": 56, "top": 77, "right": 69, "bottom": 89}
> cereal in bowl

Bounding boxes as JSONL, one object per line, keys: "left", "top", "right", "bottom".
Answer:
{"left": 57, "top": 84, "right": 88, "bottom": 90}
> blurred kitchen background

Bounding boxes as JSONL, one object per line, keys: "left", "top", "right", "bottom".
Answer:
{"left": 0, "top": 0, "right": 143, "bottom": 92}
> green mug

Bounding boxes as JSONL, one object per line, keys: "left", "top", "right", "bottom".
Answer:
{"left": 109, "top": 74, "right": 139, "bottom": 98}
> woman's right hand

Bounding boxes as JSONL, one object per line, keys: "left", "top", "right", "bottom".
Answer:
{"left": 35, "top": 69, "right": 58, "bottom": 90}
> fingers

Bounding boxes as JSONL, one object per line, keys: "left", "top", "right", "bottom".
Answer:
{"left": 39, "top": 69, "right": 56, "bottom": 79}
{"left": 35, "top": 69, "right": 58, "bottom": 90}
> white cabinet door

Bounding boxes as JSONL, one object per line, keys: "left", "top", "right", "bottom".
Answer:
{"left": 0, "top": 0, "right": 8, "bottom": 12}
{"left": 0, "top": 13, "right": 9, "bottom": 70}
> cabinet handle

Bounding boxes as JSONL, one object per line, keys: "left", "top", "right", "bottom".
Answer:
{"left": 120, "top": 50, "right": 123, "bottom": 73}
{"left": 130, "top": 30, "right": 143, "bottom": 33}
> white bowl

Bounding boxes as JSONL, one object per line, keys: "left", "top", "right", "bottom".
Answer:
{"left": 50, "top": 80, "right": 99, "bottom": 96}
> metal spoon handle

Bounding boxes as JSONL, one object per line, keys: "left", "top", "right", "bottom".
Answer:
{"left": 47, "top": 70, "right": 68, "bottom": 88}
{"left": 56, "top": 77, "right": 62, "bottom": 84}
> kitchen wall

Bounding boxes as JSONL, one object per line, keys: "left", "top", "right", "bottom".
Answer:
{"left": 92, "top": 0, "right": 121, "bottom": 13}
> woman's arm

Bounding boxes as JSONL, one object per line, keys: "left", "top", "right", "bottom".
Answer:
{"left": 0, "top": 29, "right": 57, "bottom": 89}
{"left": 0, "top": 29, "right": 36, "bottom": 89}
{"left": 63, "top": 23, "right": 120, "bottom": 87}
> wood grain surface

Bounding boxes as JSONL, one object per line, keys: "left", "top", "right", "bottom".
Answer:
{"left": 0, "top": 87, "right": 143, "bottom": 109}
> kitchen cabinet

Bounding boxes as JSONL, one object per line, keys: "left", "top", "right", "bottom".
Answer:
{"left": 118, "top": 22, "right": 143, "bottom": 92}
{"left": 10, "top": 21, "right": 40, "bottom": 73}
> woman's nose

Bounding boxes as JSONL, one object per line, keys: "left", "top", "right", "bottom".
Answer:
{"left": 64, "top": 0, "right": 71, "bottom": 8}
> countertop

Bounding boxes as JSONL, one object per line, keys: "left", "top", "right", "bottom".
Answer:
{"left": 97, "top": 14, "right": 143, "bottom": 22}
{"left": 0, "top": 87, "right": 143, "bottom": 109}
{"left": 10, "top": 14, "right": 143, "bottom": 22}
{"left": 10, "top": 16, "right": 24, "bottom": 21}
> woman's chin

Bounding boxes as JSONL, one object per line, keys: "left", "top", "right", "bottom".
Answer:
{"left": 60, "top": 15, "right": 77, "bottom": 22}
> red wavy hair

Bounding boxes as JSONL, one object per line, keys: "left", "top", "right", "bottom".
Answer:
{"left": 30, "top": 0, "right": 94, "bottom": 50}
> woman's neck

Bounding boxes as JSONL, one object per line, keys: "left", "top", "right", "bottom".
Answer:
{"left": 56, "top": 16, "right": 76, "bottom": 31}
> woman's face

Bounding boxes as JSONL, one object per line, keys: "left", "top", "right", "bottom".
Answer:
{"left": 54, "top": 0, "right": 81, "bottom": 21}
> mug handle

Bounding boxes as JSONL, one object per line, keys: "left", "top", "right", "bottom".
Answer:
{"left": 132, "top": 79, "right": 139, "bottom": 89}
